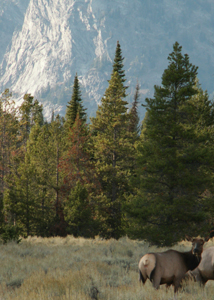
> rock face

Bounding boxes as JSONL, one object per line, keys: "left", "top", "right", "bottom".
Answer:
{"left": 0, "top": 0, "right": 29, "bottom": 63}
{"left": 0, "top": 0, "right": 214, "bottom": 119}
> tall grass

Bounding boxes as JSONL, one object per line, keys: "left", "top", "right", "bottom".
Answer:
{"left": 0, "top": 236, "right": 213, "bottom": 299}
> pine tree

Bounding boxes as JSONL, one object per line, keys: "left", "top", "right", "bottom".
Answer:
{"left": 4, "top": 153, "right": 40, "bottom": 237}
{"left": 90, "top": 70, "right": 135, "bottom": 239}
{"left": 3, "top": 93, "right": 44, "bottom": 237}
{"left": 0, "top": 90, "right": 18, "bottom": 197}
{"left": 25, "top": 123, "right": 55, "bottom": 236}
{"left": 60, "top": 114, "right": 99, "bottom": 193}
{"left": 18, "top": 93, "right": 43, "bottom": 156}
{"left": 63, "top": 181, "right": 97, "bottom": 238}
{"left": 128, "top": 81, "right": 140, "bottom": 135}
{"left": 127, "top": 42, "right": 214, "bottom": 246}
{"left": 31, "top": 99, "right": 44, "bottom": 126}
{"left": 0, "top": 89, "right": 18, "bottom": 233}
{"left": 64, "top": 74, "right": 86, "bottom": 130}
{"left": 60, "top": 114, "right": 100, "bottom": 237}
{"left": 27, "top": 115, "right": 67, "bottom": 236}
{"left": 111, "top": 41, "right": 127, "bottom": 88}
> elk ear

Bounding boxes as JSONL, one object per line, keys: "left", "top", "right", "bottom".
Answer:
{"left": 185, "top": 235, "right": 192, "bottom": 242}
{"left": 210, "top": 229, "right": 214, "bottom": 238}
{"left": 204, "top": 236, "right": 210, "bottom": 242}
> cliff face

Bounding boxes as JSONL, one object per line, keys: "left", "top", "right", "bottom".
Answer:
{"left": 0, "top": 0, "right": 30, "bottom": 62}
{"left": 0, "top": 0, "right": 213, "bottom": 119}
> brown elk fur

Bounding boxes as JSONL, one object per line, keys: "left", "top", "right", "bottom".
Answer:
{"left": 186, "top": 246, "right": 214, "bottom": 285}
{"left": 139, "top": 238, "right": 208, "bottom": 294}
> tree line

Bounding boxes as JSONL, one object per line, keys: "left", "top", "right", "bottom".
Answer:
{"left": 0, "top": 41, "right": 214, "bottom": 246}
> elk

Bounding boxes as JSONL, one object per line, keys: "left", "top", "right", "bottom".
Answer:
{"left": 138, "top": 237, "right": 208, "bottom": 296}
{"left": 186, "top": 246, "right": 214, "bottom": 285}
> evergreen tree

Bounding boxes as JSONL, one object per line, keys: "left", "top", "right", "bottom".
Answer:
{"left": 64, "top": 74, "right": 86, "bottom": 130}
{"left": 3, "top": 93, "right": 44, "bottom": 237}
{"left": 111, "top": 41, "right": 127, "bottom": 89}
{"left": 0, "top": 90, "right": 18, "bottom": 197}
{"left": 25, "top": 123, "right": 55, "bottom": 236}
{"left": 128, "top": 81, "right": 140, "bottom": 135}
{"left": 127, "top": 42, "right": 214, "bottom": 246}
{"left": 27, "top": 115, "right": 66, "bottom": 236}
{"left": 4, "top": 153, "right": 39, "bottom": 237}
{"left": 64, "top": 182, "right": 97, "bottom": 238}
{"left": 91, "top": 71, "right": 135, "bottom": 239}
{"left": 0, "top": 89, "right": 18, "bottom": 233}
{"left": 60, "top": 114, "right": 99, "bottom": 193}
{"left": 31, "top": 99, "right": 44, "bottom": 126}
{"left": 60, "top": 114, "right": 100, "bottom": 237}
{"left": 18, "top": 93, "right": 43, "bottom": 156}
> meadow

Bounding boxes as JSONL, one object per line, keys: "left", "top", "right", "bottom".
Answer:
{"left": 0, "top": 236, "right": 213, "bottom": 300}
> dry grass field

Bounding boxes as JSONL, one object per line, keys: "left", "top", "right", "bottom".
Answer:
{"left": 0, "top": 236, "right": 213, "bottom": 300}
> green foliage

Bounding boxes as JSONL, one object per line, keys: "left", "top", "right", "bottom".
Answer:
{"left": 91, "top": 69, "right": 137, "bottom": 239}
{"left": 126, "top": 42, "right": 214, "bottom": 246}
{"left": 18, "top": 94, "right": 43, "bottom": 143}
{"left": 4, "top": 154, "right": 41, "bottom": 237}
{"left": 112, "top": 41, "right": 127, "bottom": 88}
{"left": 60, "top": 114, "right": 100, "bottom": 237}
{"left": 0, "top": 224, "right": 21, "bottom": 244}
{"left": 0, "top": 90, "right": 18, "bottom": 223}
{"left": 17, "top": 93, "right": 44, "bottom": 164}
{"left": 27, "top": 115, "right": 66, "bottom": 236}
{"left": 128, "top": 81, "right": 140, "bottom": 135}
{"left": 64, "top": 74, "right": 86, "bottom": 130}
{"left": 60, "top": 114, "right": 99, "bottom": 192}
{"left": 1, "top": 42, "right": 214, "bottom": 245}
{"left": 64, "top": 181, "right": 98, "bottom": 237}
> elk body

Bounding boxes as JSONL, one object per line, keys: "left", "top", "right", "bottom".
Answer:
{"left": 138, "top": 238, "right": 207, "bottom": 294}
{"left": 186, "top": 246, "right": 214, "bottom": 285}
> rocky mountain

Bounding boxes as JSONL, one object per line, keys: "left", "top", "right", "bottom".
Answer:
{"left": 0, "top": 0, "right": 214, "bottom": 120}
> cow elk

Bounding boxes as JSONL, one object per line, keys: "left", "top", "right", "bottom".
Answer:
{"left": 138, "top": 237, "right": 208, "bottom": 297}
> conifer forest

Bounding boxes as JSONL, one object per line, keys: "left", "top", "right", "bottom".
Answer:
{"left": 1, "top": 41, "right": 214, "bottom": 246}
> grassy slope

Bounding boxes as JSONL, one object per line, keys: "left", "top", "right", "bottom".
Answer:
{"left": 0, "top": 236, "right": 213, "bottom": 299}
